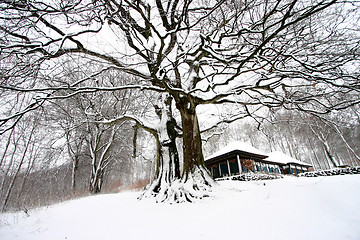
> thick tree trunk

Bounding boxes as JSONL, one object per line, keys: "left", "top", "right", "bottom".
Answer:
{"left": 140, "top": 95, "right": 215, "bottom": 203}
{"left": 138, "top": 94, "right": 181, "bottom": 202}
{"left": 175, "top": 98, "right": 215, "bottom": 202}
{"left": 139, "top": 137, "right": 180, "bottom": 201}
{"left": 179, "top": 105, "right": 205, "bottom": 177}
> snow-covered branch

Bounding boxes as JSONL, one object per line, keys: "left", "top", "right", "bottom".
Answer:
{"left": 102, "top": 115, "right": 156, "bottom": 136}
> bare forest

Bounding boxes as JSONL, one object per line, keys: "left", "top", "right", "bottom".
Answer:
{"left": 0, "top": 0, "right": 359, "bottom": 210}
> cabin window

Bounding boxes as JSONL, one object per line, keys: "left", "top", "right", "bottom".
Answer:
{"left": 242, "top": 164, "right": 246, "bottom": 172}
{"left": 220, "top": 163, "right": 228, "bottom": 176}
{"left": 213, "top": 167, "right": 220, "bottom": 178}
{"left": 229, "top": 161, "right": 239, "bottom": 174}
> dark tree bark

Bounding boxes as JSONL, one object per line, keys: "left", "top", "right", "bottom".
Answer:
{"left": 178, "top": 102, "right": 204, "bottom": 176}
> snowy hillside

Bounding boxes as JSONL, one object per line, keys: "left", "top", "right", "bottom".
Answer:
{"left": 1, "top": 175, "right": 360, "bottom": 240}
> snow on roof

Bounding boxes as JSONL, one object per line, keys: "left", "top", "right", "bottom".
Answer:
{"left": 265, "top": 151, "right": 312, "bottom": 167}
{"left": 205, "top": 141, "right": 267, "bottom": 161}
{"left": 205, "top": 142, "right": 312, "bottom": 167}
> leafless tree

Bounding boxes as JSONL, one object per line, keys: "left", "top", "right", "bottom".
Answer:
{"left": 230, "top": 109, "right": 360, "bottom": 170}
{"left": 0, "top": 111, "right": 49, "bottom": 211}
{"left": 50, "top": 64, "right": 146, "bottom": 194}
{"left": 1, "top": 0, "right": 359, "bottom": 202}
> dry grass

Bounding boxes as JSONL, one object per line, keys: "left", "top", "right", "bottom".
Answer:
{"left": 117, "top": 179, "right": 151, "bottom": 192}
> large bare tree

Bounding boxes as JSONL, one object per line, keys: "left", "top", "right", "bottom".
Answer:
{"left": 1, "top": 0, "right": 359, "bottom": 202}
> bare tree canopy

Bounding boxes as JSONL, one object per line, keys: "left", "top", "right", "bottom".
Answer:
{"left": 1, "top": 0, "right": 359, "bottom": 202}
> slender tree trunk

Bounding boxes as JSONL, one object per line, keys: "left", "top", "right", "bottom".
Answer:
{"left": 313, "top": 150, "right": 323, "bottom": 170}
{"left": 16, "top": 142, "right": 37, "bottom": 207}
{"left": 0, "top": 128, "right": 14, "bottom": 168}
{"left": 88, "top": 125, "right": 115, "bottom": 194}
{"left": 333, "top": 125, "right": 360, "bottom": 165}
{"left": 306, "top": 136, "right": 318, "bottom": 171}
{"left": 320, "top": 148, "right": 332, "bottom": 169}
{"left": 71, "top": 157, "right": 78, "bottom": 193}
{"left": 2, "top": 128, "right": 34, "bottom": 211}
{"left": 64, "top": 130, "right": 83, "bottom": 194}
{"left": 308, "top": 123, "right": 339, "bottom": 168}
{"left": 324, "top": 144, "right": 338, "bottom": 168}
{"left": 89, "top": 168, "right": 105, "bottom": 194}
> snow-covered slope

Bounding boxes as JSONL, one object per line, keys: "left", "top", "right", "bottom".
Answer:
{"left": 1, "top": 175, "right": 360, "bottom": 240}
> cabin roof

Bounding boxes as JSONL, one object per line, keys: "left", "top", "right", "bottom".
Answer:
{"left": 205, "top": 142, "right": 312, "bottom": 167}
{"left": 265, "top": 151, "right": 312, "bottom": 167}
{"left": 205, "top": 141, "right": 268, "bottom": 163}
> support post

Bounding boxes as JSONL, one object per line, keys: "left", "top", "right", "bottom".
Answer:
{"left": 227, "top": 160, "right": 231, "bottom": 176}
{"left": 237, "top": 155, "right": 242, "bottom": 175}
{"left": 218, "top": 163, "right": 221, "bottom": 177}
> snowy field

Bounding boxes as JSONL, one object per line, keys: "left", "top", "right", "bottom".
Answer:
{"left": 1, "top": 174, "right": 360, "bottom": 240}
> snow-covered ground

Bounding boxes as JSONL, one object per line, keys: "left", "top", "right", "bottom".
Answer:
{"left": 1, "top": 175, "right": 360, "bottom": 240}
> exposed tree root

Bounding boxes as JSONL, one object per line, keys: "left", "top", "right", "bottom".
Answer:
{"left": 138, "top": 166, "right": 217, "bottom": 203}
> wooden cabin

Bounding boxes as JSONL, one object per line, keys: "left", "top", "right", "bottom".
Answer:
{"left": 265, "top": 151, "right": 313, "bottom": 176}
{"left": 205, "top": 142, "right": 312, "bottom": 178}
